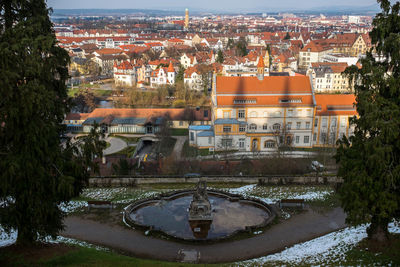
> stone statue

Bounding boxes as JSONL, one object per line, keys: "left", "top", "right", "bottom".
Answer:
{"left": 188, "top": 181, "right": 212, "bottom": 221}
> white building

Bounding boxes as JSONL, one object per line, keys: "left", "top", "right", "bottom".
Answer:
{"left": 113, "top": 61, "right": 137, "bottom": 87}
{"left": 150, "top": 62, "right": 176, "bottom": 87}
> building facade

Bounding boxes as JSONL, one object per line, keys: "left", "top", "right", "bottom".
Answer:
{"left": 210, "top": 69, "right": 316, "bottom": 152}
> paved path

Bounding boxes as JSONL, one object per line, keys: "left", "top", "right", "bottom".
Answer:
{"left": 62, "top": 207, "right": 346, "bottom": 263}
{"left": 172, "top": 136, "right": 187, "bottom": 160}
{"left": 103, "top": 137, "right": 127, "bottom": 156}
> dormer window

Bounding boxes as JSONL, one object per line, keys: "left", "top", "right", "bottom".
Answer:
{"left": 280, "top": 99, "right": 302, "bottom": 103}
{"left": 234, "top": 99, "right": 256, "bottom": 104}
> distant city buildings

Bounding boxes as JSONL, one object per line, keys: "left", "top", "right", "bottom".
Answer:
{"left": 60, "top": 11, "right": 366, "bottom": 151}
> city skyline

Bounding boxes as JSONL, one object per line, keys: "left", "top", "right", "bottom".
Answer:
{"left": 47, "top": 0, "right": 379, "bottom": 13}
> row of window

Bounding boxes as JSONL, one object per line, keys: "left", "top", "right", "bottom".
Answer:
{"left": 225, "top": 109, "right": 312, "bottom": 119}
{"left": 222, "top": 121, "right": 312, "bottom": 133}
{"left": 221, "top": 135, "right": 311, "bottom": 149}
{"left": 316, "top": 117, "right": 348, "bottom": 128}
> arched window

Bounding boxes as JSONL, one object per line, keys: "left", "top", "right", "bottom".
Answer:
{"left": 249, "top": 123, "right": 257, "bottom": 131}
{"left": 272, "top": 123, "right": 281, "bottom": 131}
{"left": 250, "top": 111, "right": 258, "bottom": 118}
{"left": 264, "top": 140, "right": 276, "bottom": 148}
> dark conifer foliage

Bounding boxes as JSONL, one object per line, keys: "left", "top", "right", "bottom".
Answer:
{"left": 0, "top": 0, "right": 105, "bottom": 244}
{"left": 336, "top": 0, "right": 400, "bottom": 242}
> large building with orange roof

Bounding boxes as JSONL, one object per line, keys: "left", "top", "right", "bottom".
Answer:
{"left": 210, "top": 69, "right": 316, "bottom": 152}
{"left": 188, "top": 70, "right": 358, "bottom": 152}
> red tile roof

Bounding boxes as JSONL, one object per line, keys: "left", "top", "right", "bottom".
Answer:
{"left": 216, "top": 76, "right": 312, "bottom": 94}
{"left": 216, "top": 76, "right": 314, "bottom": 107}
{"left": 315, "top": 94, "right": 357, "bottom": 116}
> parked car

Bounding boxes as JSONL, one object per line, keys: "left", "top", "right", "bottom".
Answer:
{"left": 311, "top": 161, "right": 324, "bottom": 172}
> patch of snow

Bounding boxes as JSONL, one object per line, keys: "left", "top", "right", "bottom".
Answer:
{"left": 241, "top": 226, "right": 368, "bottom": 266}
{"left": 227, "top": 184, "right": 333, "bottom": 204}
{"left": 115, "top": 191, "right": 159, "bottom": 204}
{"left": 229, "top": 184, "right": 257, "bottom": 195}
{"left": 240, "top": 220, "right": 400, "bottom": 266}
{"left": 45, "top": 236, "right": 109, "bottom": 251}
{"left": 0, "top": 227, "right": 17, "bottom": 247}
{"left": 59, "top": 201, "right": 88, "bottom": 213}
{"left": 389, "top": 219, "right": 400, "bottom": 234}
{"left": 0, "top": 226, "right": 108, "bottom": 251}
{"left": 81, "top": 188, "right": 127, "bottom": 201}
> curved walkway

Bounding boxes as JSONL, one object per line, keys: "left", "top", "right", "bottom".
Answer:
{"left": 103, "top": 137, "right": 127, "bottom": 155}
{"left": 62, "top": 207, "right": 346, "bottom": 263}
{"left": 172, "top": 136, "right": 187, "bottom": 160}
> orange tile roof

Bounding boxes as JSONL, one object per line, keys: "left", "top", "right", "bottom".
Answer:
{"left": 315, "top": 94, "right": 357, "bottom": 116}
{"left": 216, "top": 76, "right": 312, "bottom": 94}
{"left": 216, "top": 76, "right": 313, "bottom": 107}
{"left": 167, "top": 61, "right": 174, "bottom": 72}
{"left": 94, "top": 48, "right": 123, "bottom": 55}
{"left": 301, "top": 40, "right": 331, "bottom": 53}
{"left": 216, "top": 95, "right": 314, "bottom": 107}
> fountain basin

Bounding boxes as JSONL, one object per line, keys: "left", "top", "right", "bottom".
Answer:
{"left": 123, "top": 189, "right": 276, "bottom": 241}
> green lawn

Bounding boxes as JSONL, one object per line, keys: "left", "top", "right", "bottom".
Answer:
{"left": 170, "top": 128, "right": 189, "bottom": 136}
{"left": 92, "top": 89, "right": 112, "bottom": 97}
{"left": 0, "top": 245, "right": 206, "bottom": 267}
{"left": 67, "top": 87, "right": 81, "bottom": 97}
{"left": 2, "top": 234, "right": 399, "bottom": 267}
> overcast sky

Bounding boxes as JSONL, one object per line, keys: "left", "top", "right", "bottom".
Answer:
{"left": 47, "top": 0, "right": 379, "bottom": 12}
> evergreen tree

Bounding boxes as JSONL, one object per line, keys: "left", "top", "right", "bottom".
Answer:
{"left": 235, "top": 37, "right": 248, "bottom": 57}
{"left": 284, "top": 32, "right": 291, "bottom": 40}
{"left": 0, "top": 0, "right": 105, "bottom": 245}
{"left": 175, "top": 66, "right": 185, "bottom": 83}
{"left": 336, "top": 0, "right": 400, "bottom": 242}
{"left": 226, "top": 38, "right": 234, "bottom": 49}
{"left": 216, "top": 49, "right": 224, "bottom": 63}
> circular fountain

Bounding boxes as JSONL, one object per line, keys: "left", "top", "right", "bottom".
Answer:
{"left": 124, "top": 181, "right": 276, "bottom": 241}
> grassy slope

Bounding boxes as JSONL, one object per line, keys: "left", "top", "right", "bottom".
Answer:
{"left": 2, "top": 235, "right": 399, "bottom": 266}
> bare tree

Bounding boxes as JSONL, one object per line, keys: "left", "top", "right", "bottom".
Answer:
{"left": 271, "top": 123, "right": 293, "bottom": 158}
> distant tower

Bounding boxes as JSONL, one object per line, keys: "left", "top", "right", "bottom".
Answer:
{"left": 257, "top": 56, "right": 265, "bottom": 81}
{"left": 185, "top": 8, "right": 189, "bottom": 29}
{"left": 167, "top": 61, "right": 175, "bottom": 84}
{"left": 264, "top": 50, "right": 270, "bottom": 69}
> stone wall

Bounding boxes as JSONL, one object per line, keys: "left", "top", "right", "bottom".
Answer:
{"left": 88, "top": 175, "right": 342, "bottom": 187}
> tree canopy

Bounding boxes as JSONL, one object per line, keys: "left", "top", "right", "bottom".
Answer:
{"left": 216, "top": 50, "right": 224, "bottom": 64}
{"left": 0, "top": 0, "right": 105, "bottom": 245}
{"left": 336, "top": 0, "right": 400, "bottom": 242}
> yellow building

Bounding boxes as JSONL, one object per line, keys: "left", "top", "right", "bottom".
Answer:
{"left": 211, "top": 60, "right": 316, "bottom": 152}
